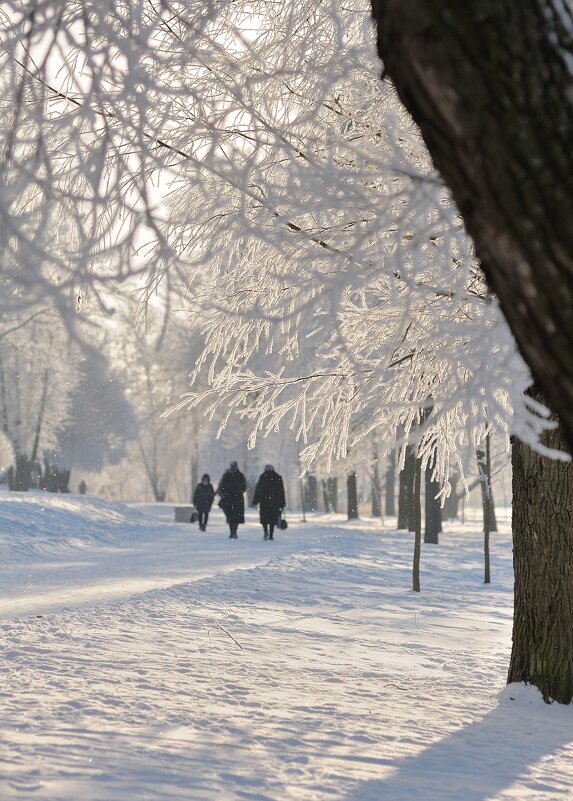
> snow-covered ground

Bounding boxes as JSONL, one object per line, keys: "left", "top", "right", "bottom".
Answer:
{"left": 0, "top": 493, "right": 571, "bottom": 800}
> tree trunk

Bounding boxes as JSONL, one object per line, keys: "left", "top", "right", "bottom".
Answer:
{"left": 56, "top": 467, "right": 71, "bottom": 493}
{"left": 297, "top": 451, "right": 307, "bottom": 520}
{"left": 44, "top": 461, "right": 58, "bottom": 493}
{"left": 371, "top": 0, "right": 573, "bottom": 453}
{"left": 328, "top": 477, "right": 338, "bottom": 513}
{"left": 483, "top": 495, "right": 491, "bottom": 586}
{"left": 490, "top": 485, "right": 499, "bottom": 533}
{"left": 300, "top": 474, "right": 306, "bottom": 520}
{"left": 397, "top": 460, "right": 409, "bottom": 529}
{"left": 321, "top": 476, "right": 338, "bottom": 512}
{"left": 347, "top": 471, "right": 359, "bottom": 520}
{"left": 371, "top": 445, "right": 382, "bottom": 518}
{"left": 30, "top": 369, "right": 49, "bottom": 465}
{"left": 8, "top": 454, "right": 32, "bottom": 492}
{"left": 385, "top": 448, "right": 396, "bottom": 517}
{"left": 305, "top": 474, "right": 318, "bottom": 512}
{"left": 321, "top": 479, "right": 329, "bottom": 512}
{"left": 371, "top": 475, "right": 381, "bottom": 518}
{"left": 412, "top": 454, "right": 422, "bottom": 592}
{"left": 444, "top": 472, "right": 460, "bottom": 521}
{"left": 508, "top": 391, "right": 573, "bottom": 703}
{"left": 424, "top": 465, "right": 442, "bottom": 544}
{"left": 190, "top": 451, "right": 198, "bottom": 504}
{"left": 477, "top": 442, "right": 494, "bottom": 583}
{"left": 0, "top": 357, "right": 9, "bottom": 435}
{"left": 478, "top": 444, "right": 493, "bottom": 584}
{"left": 150, "top": 471, "right": 166, "bottom": 503}
{"left": 398, "top": 444, "right": 416, "bottom": 530}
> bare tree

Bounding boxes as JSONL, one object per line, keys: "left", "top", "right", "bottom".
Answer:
{"left": 0, "top": 310, "right": 78, "bottom": 490}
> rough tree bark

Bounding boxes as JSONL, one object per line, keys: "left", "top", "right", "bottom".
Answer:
{"left": 509, "top": 392, "right": 573, "bottom": 703}
{"left": 371, "top": 0, "right": 573, "bottom": 453}
{"left": 424, "top": 465, "right": 442, "bottom": 544}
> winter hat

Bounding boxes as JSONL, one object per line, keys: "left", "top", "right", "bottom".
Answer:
{"left": 202, "top": 473, "right": 210, "bottom": 482}
{"left": 264, "top": 464, "right": 274, "bottom": 472}
{"left": 229, "top": 461, "right": 239, "bottom": 471}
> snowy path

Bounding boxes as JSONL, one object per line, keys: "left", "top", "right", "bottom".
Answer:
{"left": 0, "top": 494, "right": 571, "bottom": 800}
{"left": 0, "top": 496, "right": 304, "bottom": 620}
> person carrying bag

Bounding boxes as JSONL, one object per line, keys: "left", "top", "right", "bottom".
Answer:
{"left": 252, "top": 464, "right": 286, "bottom": 541}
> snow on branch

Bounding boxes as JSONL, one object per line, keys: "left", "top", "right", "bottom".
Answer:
{"left": 0, "top": 0, "right": 560, "bottom": 483}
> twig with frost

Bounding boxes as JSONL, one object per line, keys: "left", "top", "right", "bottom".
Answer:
{"left": 210, "top": 619, "right": 244, "bottom": 650}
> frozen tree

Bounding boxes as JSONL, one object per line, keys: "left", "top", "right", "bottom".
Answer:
{"left": 370, "top": 0, "right": 573, "bottom": 451}
{"left": 0, "top": 0, "right": 556, "bottom": 471}
{"left": 371, "top": 0, "right": 573, "bottom": 703}
{"left": 0, "top": 308, "right": 78, "bottom": 489}
{"left": 1, "top": 0, "right": 571, "bottom": 698}
{"left": 156, "top": 0, "right": 571, "bottom": 695}
{"left": 54, "top": 345, "right": 137, "bottom": 475}
{"left": 0, "top": 1, "right": 168, "bottom": 324}
{"left": 157, "top": 0, "right": 549, "bottom": 500}
{"left": 112, "top": 298, "right": 242, "bottom": 502}
{"left": 116, "top": 310, "right": 191, "bottom": 502}
{"left": 0, "top": 1, "right": 569, "bottom": 460}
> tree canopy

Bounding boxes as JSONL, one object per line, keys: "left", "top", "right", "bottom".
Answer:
{"left": 371, "top": 0, "right": 573, "bottom": 450}
{"left": 0, "top": 0, "right": 568, "bottom": 482}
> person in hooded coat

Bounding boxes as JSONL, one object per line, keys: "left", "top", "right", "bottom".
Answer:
{"left": 217, "top": 461, "right": 247, "bottom": 539}
{"left": 252, "top": 464, "right": 286, "bottom": 540}
{"left": 193, "top": 473, "right": 215, "bottom": 531}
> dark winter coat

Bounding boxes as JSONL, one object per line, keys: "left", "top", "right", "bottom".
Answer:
{"left": 217, "top": 469, "right": 247, "bottom": 525}
{"left": 252, "top": 470, "right": 286, "bottom": 525}
{"left": 193, "top": 482, "right": 215, "bottom": 513}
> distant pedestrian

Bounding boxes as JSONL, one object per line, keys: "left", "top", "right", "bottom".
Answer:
{"left": 193, "top": 473, "right": 215, "bottom": 531}
{"left": 78, "top": 480, "right": 87, "bottom": 495}
{"left": 252, "top": 464, "right": 286, "bottom": 540}
{"left": 217, "top": 461, "right": 247, "bottom": 539}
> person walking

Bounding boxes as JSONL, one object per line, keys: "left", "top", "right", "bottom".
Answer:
{"left": 252, "top": 464, "right": 286, "bottom": 540}
{"left": 193, "top": 473, "right": 215, "bottom": 531}
{"left": 217, "top": 461, "right": 247, "bottom": 539}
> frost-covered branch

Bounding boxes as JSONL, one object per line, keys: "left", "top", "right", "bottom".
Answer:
{"left": 0, "top": 0, "right": 558, "bottom": 488}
